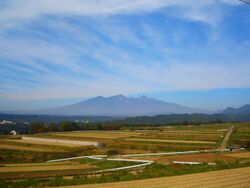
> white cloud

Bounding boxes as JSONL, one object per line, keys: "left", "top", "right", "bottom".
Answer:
{"left": 0, "top": 0, "right": 248, "bottom": 101}
{"left": 0, "top": 0, "right": 240, "bottom": 28}
{"left": 2, "top": 59, "right": 250, "bottom": 100}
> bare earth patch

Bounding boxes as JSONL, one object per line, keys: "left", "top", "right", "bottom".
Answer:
{"left": 52, "top": 131, "right": 141, "bottom": 139}
{"left": 0, "top": 144, "right": 63, "bottom": 152}
{"left": 8, "top": 139, "right": 81, "bottom": 148}
{"left": 0, "top": 164, "right": 95, "bottom": 173}
{"left": 223, "top": 152, "right": 250, "bottom": 158}
{"left": 126, "top": 138, "right": 216, "bottom": 144}
{"left": 131, "top": 153, "right": 237, "bottom": 163}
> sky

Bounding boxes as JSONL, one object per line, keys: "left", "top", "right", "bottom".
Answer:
{"left": 0, "top": 0, "right": 250, "bottom": 111}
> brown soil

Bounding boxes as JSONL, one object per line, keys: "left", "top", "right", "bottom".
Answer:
{"left": 0, "top": 144, "right": 63, "bottom": 152}
{"left": 131, "top": 153, "right": 237, "bottom": 163}
{"left": 223, "top": 152, "right": 250, "bottom": 159}
{"left": 0, "top": 164, "right": 95, "bottom": 173}
{"left": 126, "top": 138, "right": 216, "bottom": 144}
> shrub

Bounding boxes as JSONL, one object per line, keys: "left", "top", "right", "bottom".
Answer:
{"left": 49, "top": 177, "right": 65, "bottom": 187}
{"left": 0, "top": 181, "right": 7, "bottom": 188}
{"left": 11, "top": 178, "right": 38, "bottom": 188}
{"left": 107, "top": 149, "right": 120, "bottom": 156}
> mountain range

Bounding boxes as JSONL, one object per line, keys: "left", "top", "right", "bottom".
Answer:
{"left": 221, "top": 104, "right": 250, "bottom": 114}
{"left": 32, "top": 95, "right": 207, "bottom": 116}
{"left": 2, "top": 95, "right": 249, "bottom": 116}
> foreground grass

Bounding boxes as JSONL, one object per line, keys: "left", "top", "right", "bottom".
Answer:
{"left": 1, "top": 161, "right": 249, "bottom": 188}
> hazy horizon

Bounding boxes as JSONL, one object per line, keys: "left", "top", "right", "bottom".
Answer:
{"left": 1, "top": 90, "right": 250, "bottom": 112}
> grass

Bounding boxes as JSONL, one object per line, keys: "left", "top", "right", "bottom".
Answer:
{"left": 170, "top": 123, "right": 231, "bottom": 131}
{"left": 65, "top": 167, "right": 250, "bottom": 188}
{"left": 0, "top": 146, "right": 96, "bottom": 163}
{"left": 106, "top": 141, "right": 214, "bottom": 153}
{"left": 3, "top": 161, "right": 250, "bottom": 187}
{"left": 227, "top": 123, "right": 250, "bottom": 148}
{"left": 77, "top": 158, "right": 140, "bottom": 170}
{"left": 0, "top": 157, "right": 142, "bottom": 181}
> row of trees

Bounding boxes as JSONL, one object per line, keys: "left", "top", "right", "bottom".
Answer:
{"left": 29, "top": 119, "right": 229, "bottom": 134}
{"left": 30, "top": 121, "right": 78, "bottom": 133}
{"left": 30, "top": 121, "right": 124, "bottom": 134}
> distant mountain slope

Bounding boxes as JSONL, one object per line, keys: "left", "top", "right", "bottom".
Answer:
{"left": 221, "top": 104, "right": 250, "bottom": 114}
{"left": 116, "top": 113, "right": 250, "bottom": 124}
{"left": 34, "top": 95, "right": 207, "bottom": 116}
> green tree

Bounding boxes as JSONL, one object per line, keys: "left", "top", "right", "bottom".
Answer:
{"left": 60, "top": 121, "right": 78, "bottom": 131}
{"left": 30, "top": 122, "right": 48, "bottom": 133}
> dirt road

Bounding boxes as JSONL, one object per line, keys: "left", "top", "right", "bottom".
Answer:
{"left": 219, "top": 125, "right": 234, "bottom": 151}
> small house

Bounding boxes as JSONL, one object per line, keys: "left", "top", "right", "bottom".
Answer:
{"left": 10, "top": 130, "right": 17, "bottom": 135}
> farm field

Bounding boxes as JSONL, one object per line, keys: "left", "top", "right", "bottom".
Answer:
{"left": 129, "top": 151, "right": 250, "bottom": 163}
{"left": 6, "top": 139, "right": 83, "bottom": 147}
{"left": 228, "top": 123, "right": 250, "bottom": 149}
{"left": 0, "top": 123, "right": 249, "bottom": 187}
{"left": 0, "top": 158, "right": 139, "bottom": 180}
{"left": 126, "top": 138, "right": 216, "bottom": 144}
{"left": 0, "top": 123, "right": 244, "bottom": 164}
{"left": 223, "top": 151, "right": 250, "bottom": 158}
{"left": 130, "top": 153, "right": 231, "bottom": 163}
{"left": 32, "top": 124, "right": 227, "bottom": 153}
{"left": 0, "top": 163, "right": 95, "bottom": 173}
{"left": 52, "top": 131, "right": 141, "bottom": 139}
{"left": 60, "top": 166, "right": 250, "bottom": 188}
{"left": 0, "top": 144, "right": 64, "bottom": 152}
{"left": 0, "top": 138, "right": 74, "bottom": 154}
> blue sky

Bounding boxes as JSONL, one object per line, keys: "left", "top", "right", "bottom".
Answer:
{"left": 0, "top": 0, "right": 250, "bottom": 111}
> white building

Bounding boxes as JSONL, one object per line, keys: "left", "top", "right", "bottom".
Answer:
{"left": 10, "top": 130, "right": 17, "bottom": 135}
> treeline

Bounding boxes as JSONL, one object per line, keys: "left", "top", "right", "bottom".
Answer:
{"left": 29, "top": 121, "right": 125, "bottom": 134}
{"left": 1, "top": 113, "right": 250, "bottom": 134}
{"left": 23, "top": 119, "right": 227, "bottom": 134}
{"left": 116, "top": 113, "right": 250, "bottom": 125}
{"left": 0, "top": 114, "right": 117, "bottom": 123}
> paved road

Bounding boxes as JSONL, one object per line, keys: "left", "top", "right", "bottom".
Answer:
{"left": 219, "top": 125, "right": 234, "bottom": 151}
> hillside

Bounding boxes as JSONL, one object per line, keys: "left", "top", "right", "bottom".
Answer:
{"left": 221, "top": 104, "right": 250, "bottom": 114}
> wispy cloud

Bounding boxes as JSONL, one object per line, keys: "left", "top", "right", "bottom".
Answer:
{"left": 0, "top": 0, "right": 241, "bottom": 28}
{"left": 0, "top": 0, "right": 249, "bottom": 104}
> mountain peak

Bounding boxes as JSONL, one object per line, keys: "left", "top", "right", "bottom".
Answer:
{"left": 94, "top": 96, "right": 105, "bottom": 99}
{"left": 138, "top": 95, "right": 148, "bottom": 99}
{"left": 37, "top": 94, "right": 203, "bottom": 116}
{"left": 110, "top": 94, "right": 126, "bottom": 98}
